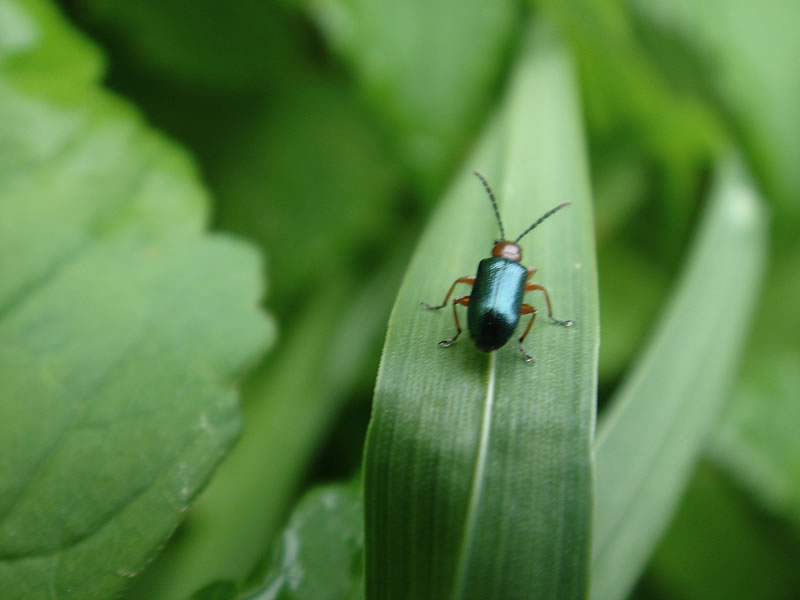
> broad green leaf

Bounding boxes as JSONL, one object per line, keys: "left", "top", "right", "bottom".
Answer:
{"left": 303, "top": 0, "right": 518, "bottom": 194}
{"left": 591, "top": 156, "right": 767, "bottom": 600}
{"left": 243, "top": 482, "right": 364, "bottom": 600}
{"left": 364, "top": 21, "right": 598, "bottom": 600}
{"left": 0, "top": 1, "right": 272, "bottom": 599}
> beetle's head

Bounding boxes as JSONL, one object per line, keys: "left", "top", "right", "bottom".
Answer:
{"left": 474, "top": 170, "right": 570, "bottom": 265}
{"left": 491, "top": 240, "right": 522, "bottom": 262}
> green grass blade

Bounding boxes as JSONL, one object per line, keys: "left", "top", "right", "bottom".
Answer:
{"left": 591, "top": 156, "right": 768, "bottom": 600}
{"left": 364, "top": 21, "right": 598, "bottom": 600}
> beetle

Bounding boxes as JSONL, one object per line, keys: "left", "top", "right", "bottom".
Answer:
{"left": 422, "top": 171, "right": 574, "bottom": 363}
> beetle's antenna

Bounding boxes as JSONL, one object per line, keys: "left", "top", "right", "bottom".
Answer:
{"left": 515, "top": 202, "right": 571, "bottom": 243}
{"left": 473, "top": 171, "right": 505, "bottom": 241}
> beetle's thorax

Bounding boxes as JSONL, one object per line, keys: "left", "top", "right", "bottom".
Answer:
{"left": 491, "top": 241, "right": 522, "bottom": 262}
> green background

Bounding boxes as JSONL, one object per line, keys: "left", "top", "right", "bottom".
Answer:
{"left": 1, "top": 0, "right": 799, "bottom": 598}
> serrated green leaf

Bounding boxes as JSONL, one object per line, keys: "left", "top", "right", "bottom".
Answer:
{"left": 364, "top": 21, "right": 598, "bottom": 600}
{"left": 0, "top": 1, "right": 272, "bottom": 598}
{"left": 591, "top": 156, "right": 767, "bottom": 600}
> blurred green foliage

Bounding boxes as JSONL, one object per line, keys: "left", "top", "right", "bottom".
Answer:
{"left": 3, "top": 0, "right": 799, "bottom": 597}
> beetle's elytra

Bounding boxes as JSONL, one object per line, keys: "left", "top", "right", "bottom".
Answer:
{"left": 422, "top": 171, "right": 574, "bottom": 363}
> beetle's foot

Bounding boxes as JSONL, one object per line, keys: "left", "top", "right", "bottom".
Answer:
{"left": 422, "top": 301, "right": 444, "bottom": 311}
{"left": 439, "top": 332, "right": 460, "bottom": 347}
{"left": 519, "top": 342, "right": 535, "bottom": 363}
{"left": 551, "top": 317, "right": 574, "bottom": 327}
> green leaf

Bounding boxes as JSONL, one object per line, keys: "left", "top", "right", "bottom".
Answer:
{"left": 364, "top": 21, "right": 598, "bottom": 600}
{"left": 304, "top": 0, "right": 519, "bottom": 194}
{"left": 0, "top": 1, "right": 272, "bottom": 599}
{"left": 591, "top": 156, "right": 767, "bottom": 600}
{"left": 243, "top": 482, "right": 364, "bottom": 600}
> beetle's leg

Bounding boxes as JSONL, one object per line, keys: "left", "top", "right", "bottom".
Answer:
{"left": 439, "top": 296, "right": 470, "bottom": 347}
{"left": 526, "top": 267, "right": 538, "bottom": 280}
{"left": 518, "top": 304, "right": 537, "bottom": 363}
{"left": 422, "top": 276, "right": 475, "bottom": 310}
{"left": 524, "top": 282, "right": 574, "bottom": 326}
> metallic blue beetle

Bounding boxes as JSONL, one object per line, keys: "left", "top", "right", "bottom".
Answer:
{"left": 423, "top": 171, "right": 574, "bottom": 363}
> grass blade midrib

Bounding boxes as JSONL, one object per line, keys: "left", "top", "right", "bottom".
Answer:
{"left": 452, "top": 352, "right": 497, "bottom": 599}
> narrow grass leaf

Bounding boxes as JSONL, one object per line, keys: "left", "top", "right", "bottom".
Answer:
{"left": 591, "top": 156, "right": 768, "bottom": 600}
{"left": 364, "top": 21, "right": 598, "bottom": 600}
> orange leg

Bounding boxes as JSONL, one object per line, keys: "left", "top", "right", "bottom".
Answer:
{"left": 422, "top": 276, "right": 475, "bottom": 310}
{"left": 518, "top": 303, "right": 537, "bottom": 363}
{"left": 439, "top": 296, "right": 470, "bottom": 347}
{"left": 524, "top": 281, "right": 574, "bottom": 326}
